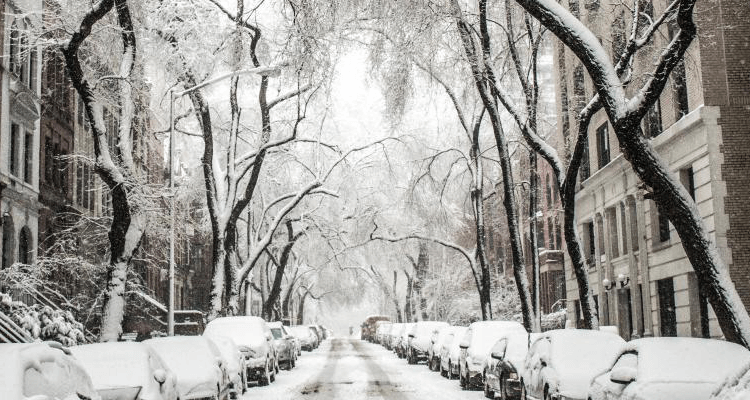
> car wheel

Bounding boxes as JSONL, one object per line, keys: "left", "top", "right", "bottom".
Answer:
{"left": 519, "top": 380, "right": 527, "bottom": 400}
{"left": 484, "top": 374, "right": 495, "bottom": 399}
{"left": 440, "top": 363, "right": 448, "bottom": 378}
{"left": 259, "top": 362, "right": 271, "bottom": 386}
{"left": 291, "top": 357, "right": 296, "bottom": 369}
{"left": 459, "top": 365, "right": 467, "bottom": 389}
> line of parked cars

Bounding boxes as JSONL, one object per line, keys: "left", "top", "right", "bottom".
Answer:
{"left": 1, "top": 317, "right": 331, "bottom": 400}
{"left": 369, "top": 319, "right": 750, "bottom": 400}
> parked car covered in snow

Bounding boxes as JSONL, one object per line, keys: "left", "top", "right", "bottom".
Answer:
{"left": 522, "top": 329, "right": 625, "bottom": 400}
{"left": 361, "top": 315, "right": 390, "bottom": 342}
{"left": 145, "top": 336, "right": 230, "bottom": 400}
{"left": 288, "top": 325, "right": 317, "bottom": 351}
{"left": 70, "top": 341, "right": 178, "bottom": 400}
{"left": 590, "top": 337, "right": 750, "bottom": 400}
{"left": 0, "top": 342, "right": 100, "bottom": 400}
{"left": 207, "top": 336, "right": 248, "bottom": 398}
{"left": 385, "top": 323, "right": 404, "bottom": 350}
{"left": 407, "top": 321, "right": 449, "bottom": 365}
{"left": 204, "top": 316, "right": 278, "bottom": 386}
{"left": 459, "top": 321, "right": 527, "bottom": 389}
{"left": 428, "top": 325, "right": 454, "bottom": 371}
{"left": 268, "top": 321, "right": 297, "bottom": 370}
{"left": 396, "top": 322, "right": 415, "bottom": 359}
{"left": 484, "top": 331, "right": 541, "bottom": 399}
{"left": 375, "top": 321, "right": 392, "bottom": 344}
{"left": 441, "top": 326, "right": 468, "bottom": 379}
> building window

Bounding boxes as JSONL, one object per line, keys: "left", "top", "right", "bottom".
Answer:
{"left": 580, "top": 142, "right": 591, "bottom": 181}
{"left": 669, "top": 23, "right": 689, "bottom": 120}
{"left": 680, "top": 167, "right": 695, "bottom": 200}
{"left": 620, "top": 203, "right": 628, "bottom": 255}
{"left": 583, "top": 221, "right": 595, "bottom": 263}
{"left": 606, "top": 207, "right": 619, "bottom": 258}
{"left": 547, "top": 217, "right": 554, "bottom": 249}
{"left": 546, "top": 178, "right": 553, "bottom": 209}
{"left": 643, "top": 100, "right": 663, "bottom": 137}
{"left": 23, "top": 132, "right": 33, "bottom": 184}
{"left": 29, "top": 47, "right": 37, "bottom": 92}
{"left": 554, "top": 218, "right": 562, "bottom": 250}
{"left": 596, "top": 122, "right": 611, "bottom": 169}
{"left": 573, "top": 65, "right": 586, "bottom": 112}
{"left": 1, "top": 215, "right": 14, "bottom": 269}
{"left": 652, "top": 199, "right": 671, "bottom": 245}
{"left": 10, "top": 123, "right": 20, "bottom": 177}
{"left": 657, "top": 277, "right": 677, "bottom": 336}
{"left": 9, "top": 21, "right": 20, "bottom": 76}
{"left": 18, "top": 227, "right": 31, "bottom": 265}
{"left": 629, "top": 200, "right": 639, "bottom": 252}
{"left": 61, "top": 139, "right": 70, "bottom": 196}
{"left": 44, "top": 136, "right": 53, "bottom": 183}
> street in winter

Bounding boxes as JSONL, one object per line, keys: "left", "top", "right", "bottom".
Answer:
{"left": 2, "top": 0, "right": 750, "bottom": 399}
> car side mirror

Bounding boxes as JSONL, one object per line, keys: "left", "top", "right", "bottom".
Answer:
{"left": 153, "top": 368, "right": 167, "bottom": 384}
{"left": 539, "top": 354, "right": 548, "bottom": 367}
{"left": 610, "top": 367, "right": 637, "bottom": 384}
{"left": 266, "top": 334, "right": 273, "bottom": 341}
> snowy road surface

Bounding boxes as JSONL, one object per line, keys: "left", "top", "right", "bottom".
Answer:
{"left": 243, "top": 337, "right": 486, "bottom": 399}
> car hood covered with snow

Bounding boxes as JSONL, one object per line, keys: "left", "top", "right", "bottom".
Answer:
{"left": 145, "top": 337, "right": 222, "bottom": 399}
{"left": 70, "top": 342, "right": 160, "bottom": 397}
{"left": 0, "top": 342, "right": 100, "bottom": 400}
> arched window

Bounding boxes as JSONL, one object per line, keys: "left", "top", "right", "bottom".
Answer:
{"left": 18, "top": 226, "right": 32, "bottom": 265}
{"left": 546, "top": 175, "right": 553, "bottom": 209}
{"left": 2, "top": 214, "right": 15, "bottom": 269}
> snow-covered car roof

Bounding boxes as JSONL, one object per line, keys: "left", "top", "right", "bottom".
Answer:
{"left": 70, "top": 342, "right": 162, "bottom": 395}
{"left": 623, "top": 337, "right": 750, "bottom": 384}
{"left": 288, "top": 325, "right": 315, "bottom": 338}
{"left": 410, "top": 321, "right": 450, "bottom": 338}
{"left": 0, "top": 342, "right": 100, "bottom": 400}
{"left": 465, "top": 321, "right": 526, "bottom": 354}
{"left": 145, "top": 336, "right": 223, "bottom": 399}
{"left": 400, "top": 323, "right": 416, "bottom": 339}
{"left": 204, "top": 316, "right": 269, "bottom": 348}
{"left": 388, "top": 323, "right": 404, "bottom": 335}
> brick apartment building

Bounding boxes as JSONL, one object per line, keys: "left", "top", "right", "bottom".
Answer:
{"left": 554, "top": 0, "right": 750, "bottom": 339}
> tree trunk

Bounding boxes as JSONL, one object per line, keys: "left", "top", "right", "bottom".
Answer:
{"left": 263, "top": 222, "right": 298, "bottom": 319}
{"left": 451, "top": 0, "right": 537, "bottom": 331}
{"left": 470, "top": 120, "right": 493, "bottom": 321}
{"left": 101, "top": 199, "right": 145, "bottom": 342}
{"left": 415, "top": 242, "right": 429, "bottom": 321}
{"left": 297, "top": 291, "right": 309, "bottom": 325}
{"left": 528, "top": 151, "right": 541, "bottom": 331}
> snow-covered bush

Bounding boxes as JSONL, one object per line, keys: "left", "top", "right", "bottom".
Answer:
{"left": 0, "top": 292, "right": 86, "bottom": 345}
{"left": 541, "top": 308, "right": 567, "bottom": 331}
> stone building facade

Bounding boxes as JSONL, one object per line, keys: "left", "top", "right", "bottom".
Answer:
{"left": 0, "top": 0, "right": 43, "bottom": 272}
{"left": 554, "top": 0, "right": 750, "bottom": 339}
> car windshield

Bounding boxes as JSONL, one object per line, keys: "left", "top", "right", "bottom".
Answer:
{"left": 271, "top": 328, "right": 284, "bottom": 339}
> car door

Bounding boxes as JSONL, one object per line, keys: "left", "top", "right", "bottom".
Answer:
{"left": 149, "top": 349, "right": 178, "bottom": 400}
{"left": 459, "top": 329, "right": 473, "bottom": 370}
{"left": 602, "top": 352, "right": 638, "bottom": 400}
{"left": 488, "top": 338, "right": 507, "bottom": 390}
{"left": 525, "top": 338, "right": 550, "bottom": 400}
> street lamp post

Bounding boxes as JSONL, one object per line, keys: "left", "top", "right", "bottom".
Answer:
{"left": 166, "top": 65, "right": 283, "bottom": 335}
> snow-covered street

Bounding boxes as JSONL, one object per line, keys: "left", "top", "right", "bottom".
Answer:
{"left": 244, "top": 337, "right": 486, "bottom": 400}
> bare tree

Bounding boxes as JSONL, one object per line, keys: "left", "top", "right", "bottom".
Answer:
{"left": 513, "top": 0, "right": 750, "bottom": 346}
